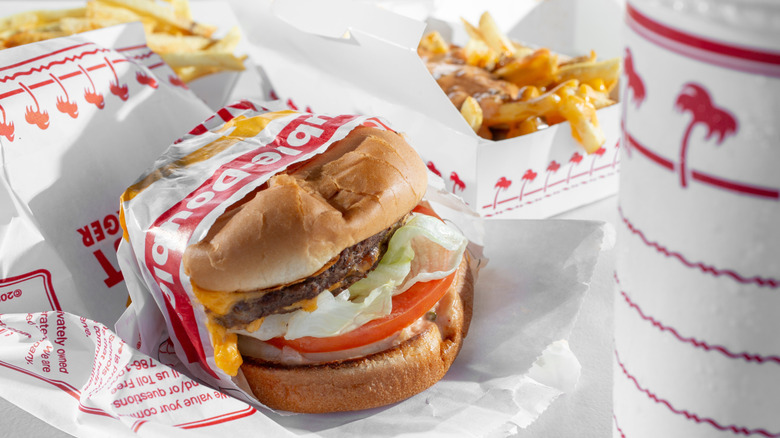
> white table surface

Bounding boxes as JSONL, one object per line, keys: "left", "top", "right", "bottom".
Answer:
{"left": 0, "top": 194, "right": 618, "bottom": 437}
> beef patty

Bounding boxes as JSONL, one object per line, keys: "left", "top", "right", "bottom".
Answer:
{"left": 216, "top": 217, "right": 405, "bottom": 329}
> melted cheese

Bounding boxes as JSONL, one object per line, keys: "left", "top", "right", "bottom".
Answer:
{"left": 195, "top": 287, "right": 319, "bottom": 375}
{"left": 206, "top": 320, "right": 242, "bottom": 376}
{"left": 192, "top": 285, "right": 262, "bottom": 315}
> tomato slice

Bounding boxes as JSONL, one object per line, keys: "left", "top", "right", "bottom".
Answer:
{"left": 412, "top": 203, "right": 441, "bottom": 220}
{"left": 266, "top": 205, "right": 452, "bottom": 353}
{"left": 267, "top": 270, "right": 455, "bottom": 353}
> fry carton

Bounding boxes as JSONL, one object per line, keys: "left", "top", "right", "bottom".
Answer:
{"left": 0, "top": 22, "right": 212, "bottom": 325}
{"left": 240, "top": 0, "right": 623, "bottom": 219}
{"left": 0, "top": 0, "right": 266, "bottom": 112}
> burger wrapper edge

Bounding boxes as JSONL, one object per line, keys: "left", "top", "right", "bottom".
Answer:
{"left": 115, "top": 98, "right": 486, "bottom": 410}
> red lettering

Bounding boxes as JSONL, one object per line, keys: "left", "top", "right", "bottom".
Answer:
{"left": 104, "top": 213, "right": 120, "bottom": 235}
{"left": 77, "top": 226, "right": 94, "bottom": 247}
{"left": 91, "top": 220, "right": 105, "bottom": 243}
{"left": 93, "top": 249, "right": 124, "bottom": 287}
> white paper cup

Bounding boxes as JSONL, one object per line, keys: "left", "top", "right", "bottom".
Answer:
{"left": 614, "top": 1, "right": 780, "bottom": 436}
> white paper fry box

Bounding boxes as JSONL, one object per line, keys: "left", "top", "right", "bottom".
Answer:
{"left": 0, "top": 0, "right": 265, "bottom": 112}
{"left": 240, "top": 0, "right": 622, "bottom": 219}
{"left": 614, "top": 1, "right": 780, "bottom": 437}
{"left": 0, "top": 23, "right": 213, "bottom": 326}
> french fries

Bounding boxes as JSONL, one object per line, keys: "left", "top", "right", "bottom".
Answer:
{"left": 418, "top": 11, "right": 621, "bottom": 153}
{"left": 460, "top": 96, "right": 483, "bottom": 133}
{"left": 0, "top": 0, "right": 246, "bottom": 83}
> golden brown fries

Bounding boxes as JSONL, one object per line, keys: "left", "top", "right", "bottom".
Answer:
{"left": 418, "top": 11, "right": 620, "bottom": 153}
{"left": 0, "top": 0, "right": 246, "bottom": 83}
{"left": 460, "top": 96, "right": 483, "bottom": 133}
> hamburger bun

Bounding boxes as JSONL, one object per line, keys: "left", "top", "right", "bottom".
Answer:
{"left": 239, "top": 253, "right": 474, "bottom": 413}
{"left": 183, "top": 127, "right": 428, "bottom": 292}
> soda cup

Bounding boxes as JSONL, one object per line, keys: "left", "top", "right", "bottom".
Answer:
{"left": 614, "top": 0, "right": 780, "bottom": 436}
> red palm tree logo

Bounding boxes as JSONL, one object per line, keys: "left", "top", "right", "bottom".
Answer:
{"left": 19, "top": 82, "right": 49, "bottom": 130}
{"left": 612, "top": 140, "right": 620, "bottom": 168}
{"left": 136, "top": 70, "right": 158, "bottom": 89}
{"left": 493, "top": 176, "right": 512, "bottom": 209}
{"left": 518, "top": 169, "right": 537, "bottom": 203}
{"left": 675, "top": 83, "right": 738, "bottom": 187}
{"left": 169, "top": 75, "right": 188, "bottom": 89}
{"left": 589, "top": 147, "right": 606, "bottom": 175}
{"left": 105, "top": 57, "right": 129, "bottom": 101}
{"left": 449, "top": 171, "right": 466, "bottom": 193}
{"left": 624, "top": 48, "right": 646, "bottom": 108}
{"left": 622, "top": 47, "right": 646, "bottom": 158}
{"left": 567, "top": 152, "right": 583, "bottom": 183}
{"left": 544, "top": 161, "right": 561, "bottom": 193}
{"left": 0, "top": 103, "right": 14, "bottom": 141}
{"left": 50, "top": 73, "right": 78, "bottom": 119}
{"left": 426, "top": 161, "right": 442, "bottom": 177}
{"left": 80, "top": 65, "right": 105, "bottom": 109}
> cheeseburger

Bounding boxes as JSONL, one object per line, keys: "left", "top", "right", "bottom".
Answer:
{"left": 182, "top": 126, "right": 474, "bottom": 413}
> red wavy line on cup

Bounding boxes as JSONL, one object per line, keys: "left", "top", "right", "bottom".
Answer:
{"left": 0, "top": 47, "right": 111, "bottom": 83}
{"left": 613, "top": 414, "right": 627, "bottom": 438}
{"left": 615, "top": 349, "right": 780, "bottom": 437}
{"left": 618, "top": 207, "right": 779, "bottom": 288}
{"left": 615, "top": 273, "right": 780, "bottom": 364}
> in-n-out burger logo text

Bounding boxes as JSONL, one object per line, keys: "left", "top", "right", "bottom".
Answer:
{"left": 76, "top": 210, "right": 123, "bottom": 288}
{"left": 142, "top": 113, "right": 382, "bottom": 369}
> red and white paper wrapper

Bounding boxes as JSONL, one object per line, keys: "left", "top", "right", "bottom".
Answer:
{"left": 614, "top": 1, "right": 780, "bottom": 436}
{"left": 116, "top": 101, "right": 415, "bottom": 388}
{"left": 0, "top": 23, "right": 212, "bottom": 326}
{"left": 240, "top": 0, "right": 623, "bottom": 219}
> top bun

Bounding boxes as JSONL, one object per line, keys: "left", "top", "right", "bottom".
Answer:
{"left": 183, "top": 127, "right": 428, "bottom": 292}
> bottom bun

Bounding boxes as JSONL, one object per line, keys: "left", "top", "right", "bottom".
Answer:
{"left": 240, "top": 254, "right": 475, "bottom": 413}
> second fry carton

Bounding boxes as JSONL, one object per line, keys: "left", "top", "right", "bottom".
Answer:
{"left": 0, "top": 22, "right": 212, "bottom": 326}
{"left": 242, "top": 0, "right": 623, "bottom": 219}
